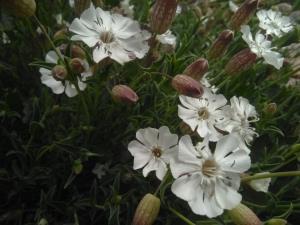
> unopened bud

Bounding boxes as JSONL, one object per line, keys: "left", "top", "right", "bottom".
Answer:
{"left": 52, "top": 65, "right": 68, "bottom": 80}
{"left": 228, "top": 203, "right": 263, "bottom": 225}
{"left": 264, "top": 103, "right": 277, "bottom": 115}
{"left": 53, "top": 28, "right": 68, "bottom": 41}
{"left": 179, "top": 122, "right": 196, "bottom": 136}
{"left": 150, "top": 0, "right": 178, "bottom": 34}
{"left": 230, "top": 0, "right": 260, "bottom": 30}
{"left": 70, "top": 58, "right": 86, "bottom": 74}
{"left": 132, "top": 193, "right": 161, "bottom": 225}
{"left": 265, "top": 218, "right": 287, "bottom": 225}
{"left": 111, "top": 85, "right": 139, "bottom": 104}
{"left": 71, "top": 45, "right": 86, "bottom": 59}
{"left": 209, "top": 30, "right": 234, "bottom": 59}
{"left": 183, "top": 58, "right": 209, "bottom": 81}
{"left": 74, "top": 0, "right": 91, "bottom": 16}
{"left": 225, "top": 48, "right": 257, "bottom": 75}
{"left": 1, "top": 0, "right": 36, "bottom": 17}
{"left": 172, "top": 74, "right": 204, "bottom": 98}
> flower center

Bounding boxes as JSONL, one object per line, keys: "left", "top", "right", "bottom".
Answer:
{"left": 100, "top": 31, "right": 115, "bottom": 43}
{"left": 152, "top": 147, "right": 162, "bottom": 158}
{"left": 202, "top": 159, "right": 218, "bottom": 177}
{"left": 198, "top": 107, "right": 209, "bottom": 120}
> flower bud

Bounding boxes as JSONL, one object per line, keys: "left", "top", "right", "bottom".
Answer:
{"left": 183, "top": 58, "right": 209, "bottom": 81}
{"left": 111, "top": 85, "right": 139, "bottom": 104}
{"left": 132, "top": 193, "right": 161, "bottom": 225}
{"left": 53, "top": 28, "right": 68, "bottom": 41}
{"left": 172, "top": 74, "right": 204, "bottom": 98}
{"left": 263, "top": 103, "right": 277, "bottom": 115}
{"left": 1, "top": 0, "right": 36, "bottom": 17}
{"left": 265, "top": 218, "right": 287, "bottom": 225}
{"left": 208, "top": 30, "right": 234, "bottom": 59}
{"left": 74, "top": 0, "right": 91, "bottom": 16}
{"left": 230, "top": 0, "right": 260, "bottom": 30}
{"left": 52, "top": 65, "right": 68, "bottom": 80}
{"left": 70, "top": 58, "right": 86, "bottom": 74}
{"left": 71, "top": 45, "right": 86, "bottom": 59}
{"left": 225, "top": 48, "right": 257, "bottom": 75}
{"left": 228, "top": 203, "right": 263, "bottom": 225}
{"left": 179, "top": 122, "right": 197, "bottom": 136}
{"left": 150, "top": 0, "right": 178, "bottom": 34}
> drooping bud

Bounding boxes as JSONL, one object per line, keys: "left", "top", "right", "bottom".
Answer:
{"left": 1, "top": 0, "right": 36, "bottom": 17}
{"left": 111, "top": 85, "right": 139, "bottom": 104}
{"left": 172, "top": 74, "right": 204, "bottom": 98}
{"left": 71, "top": 45, "right": 86, "bottom": 59}
{"left": 265, "top": 218, "right": 287, "bottom": 225}
{"left": 183, "top": 58, "right": 209, "bottom": 81}
{"left": 70, "top": 58, "right": 86, "bottom": 74}
{"left": 150, "top": 0, "right": 178, "bottom": 34}
{"left": 53, "top": 28, "right": 68, "bottom": 41}
{"left": 52, "top": 65, "right": 68, "bottom": 80}
{"left": 230, "top": 0, "right": 260, "bottom": 30}
{"left": 225, "top": 48, "right": 257, "bottom": 75}
{"left": 132, "top": 193, "right": 161, "bottom": 225}
{"left": 74, "top": 0, "right": 91, "bottom": 16}
{"left": 228, "top": 203, "right": 263, "bottom": 225}
{"left": 208, "top": 30, "right": 234, "bottom": 59}
{"left": 263, "top": 103, "right": 277, "bottom": 115}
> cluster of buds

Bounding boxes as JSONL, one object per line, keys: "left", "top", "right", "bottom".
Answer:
{"left": 225, "top": 48, "right": 257, "bottom": 75}
{"left": 208, "top": 30, "right": 234, "bottom": 60}
{"left": 111, "top": 85, "right": 139, "bottom": 104}
{"left": 230, "top": 0, "right": 260, "bottom": 30}
{"left": 0, "top": 0, "right": 36, "bottom": 17}
{"left": 132, "top": 193, "right": 161, "bottom": 225}
{"left": 150, "top": 0, "right": 178, "bottom": 34}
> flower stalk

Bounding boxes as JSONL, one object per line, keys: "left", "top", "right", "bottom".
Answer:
{"left": 242, "top": 171, "right": 300, "bottom": 182}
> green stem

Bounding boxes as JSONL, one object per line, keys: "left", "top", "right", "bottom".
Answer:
{"left": 154, "top": 170, "right": 170, "bottom": 196}
{"left": 169, "top": 207, "right": 196, "bottom": 225}
{"left": 242, "top": 171, "right": 300, "bottom": 182}
{"left": 33, "top": 15, "right": 64, "bottom": 62}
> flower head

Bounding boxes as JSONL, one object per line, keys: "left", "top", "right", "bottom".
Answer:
{"left": 170, "top": 135, "right": 251, "bottom": 218}
{"left": 39, "top": 51, "right": 92, "bottom": 98}
{"left": 128, "top": 126, "right": 178, "bottom": 180}
{"left": 69, "top": 4, "right": 150, "bottom": 64}
{"left": 241, "top": 25, "right": 284, "bottom": 69}
{"left": 224, "top": 96, "right": 258, "bottom": 145}
{"left": 178, "top": 91, "right": 228, "bottom": 142}
{"left": 257, "top": 9, "right": 293, "bottom": 37}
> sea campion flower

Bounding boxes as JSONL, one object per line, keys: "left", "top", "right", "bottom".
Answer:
{"left": 39, "top": 51, "right": 92, "bottom": 97}
{"left": 127, "top": 126, "right": 178, "bottom": 180}
{"left": 248, "top": 172, "right": 271, "bottom": 193}
{"left": 224, "top": 96, "right": 259, "bottom": 145}
{"left": 156, "top": 30, "right": 177, "bottom": 48}
{"left": 170, "top": 135, "right": 251, "bottom": 218}
{"left": 178, "top": 91, "right": 229, "bottom": 141}
{"left": 69, "top": 4, "right": 150, "bottom": 64}
{"left": 257, "top": 9, "right": 293, "bottom": 37}
{"left": 241, "top": 25, "right": 284, "bottom": 69}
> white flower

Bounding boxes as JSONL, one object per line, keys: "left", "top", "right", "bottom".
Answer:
{"left": 201, "top": 74, "right": 218, "bottom": 93}
{"left": 241, "top": 25, "right": 284, "bottom": 69}
{"left": 128, "top": 126, "right": 178, "bottom": 180}
{"left": 69, "top": 4, "right": 150, "bottom": 64}
{"left": 170, "top": 135, "right": 251, "bottom": 218}
{"left": 156, "top": 30, "right": 177, "bottom": 48}
{"left": 229, "top": 1, "right": 239, "bottom": 13}
{"left": 120, "top": 0, "right": 134, "bottom": 18}
{"left": 249, "top": 172, "right": 271, "bottom": 193}
{"left": 176, "top": 5, "right": 182, "bottom": 15}
{"left": 2, "top": 32, "right": 11, "bottom": 44}
{"left": 257, "top": 9, "right": 293, "bottom": 37}
{"left": 224, "top": 96, "right": 258, "bottom": 145}
{"left": 39, "top": 51, "right": 92, "bottom": 97}
{"left": 178, "top": 92, "right": 229, "bottom": 142}
{"left": 69, "top": 0, "right": 75, "bottom": 8}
